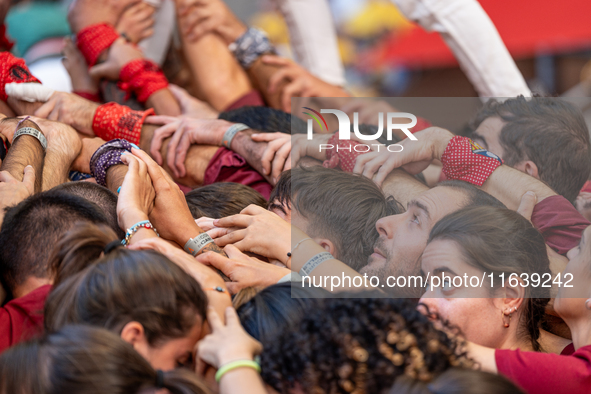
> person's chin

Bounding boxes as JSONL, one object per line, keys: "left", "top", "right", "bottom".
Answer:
{"left": 360, "top": 252, "right": 387, "bottom": 276}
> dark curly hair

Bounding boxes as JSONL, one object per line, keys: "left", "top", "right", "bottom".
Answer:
{"left": 260, "top": 297, "right": 472, "bottom": 394}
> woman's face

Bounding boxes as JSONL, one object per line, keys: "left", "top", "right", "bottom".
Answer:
{"left": 419, "top": 239, "right": 511, "bottom": 349}
{"left": 555, "top": 226, "right": 591, "bottom": 321}
{"left": 134, "top": 319, "right": 203, "bottom": 371}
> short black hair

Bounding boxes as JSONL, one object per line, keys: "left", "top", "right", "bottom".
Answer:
{"left": 0, "top": 191, "right": 110, "bottom": 296}
{"left": 470, "top": 96, "right": 591, "bottom": 203}
{"left": 237, "top": 282, "right": 328, "bottom": 342}
{"left": 50, "top": 182, "right": 123, "bottom": 239}
{"left": 218, "top": 106, "right": 306, "bottom": 134}
{"left": 438, "top": 180, "right": 506, "bottom": 209}
{"left": 185, "top": 182, "right": 267, "bottom": 219}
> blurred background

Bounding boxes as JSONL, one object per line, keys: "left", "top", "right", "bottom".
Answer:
{"left": 224, "top": 0, "right": 591, "bottom": 98}
{"left": 6, "top": 0, "right": 591, "bottom": 98}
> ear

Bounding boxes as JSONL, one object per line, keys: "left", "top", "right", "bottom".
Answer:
{"left": 314, "top": 237, "right": 336, "bottom": 256}
{"left": 585, "top": 298, "right": 591, "bottom": 311}
{"left": 515, "top": 160, "right": 539, "bottom": 179}
{"left": 493, "top": 278, "right": 525, "bottom": 314}
{"left": 120, "top": 321, "right": 150, "bottom": 357}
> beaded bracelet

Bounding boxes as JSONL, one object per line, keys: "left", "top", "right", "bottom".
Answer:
{"left": 215, "top": 359, "right": 261, "bottom": 383}
{"left": 121, "top": 220, "right": 159, "bottom": 246}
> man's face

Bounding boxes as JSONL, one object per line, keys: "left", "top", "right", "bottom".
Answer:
{"left": 471, "top": 116, "right": 506, "bottom": 158}
{"left": 360, "top": 186, "right": 468, "bottom": 280}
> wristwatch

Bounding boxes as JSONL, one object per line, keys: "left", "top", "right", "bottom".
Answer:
{"left": 12, "top": 126, "right": 47, "bottom": 151}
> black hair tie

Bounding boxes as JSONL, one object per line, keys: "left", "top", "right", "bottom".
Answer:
{"left": 104, "top": 240, "right": 122, "bottom": 255}
{"left": 155, "top": 369, "right": 165, "bottom": 388}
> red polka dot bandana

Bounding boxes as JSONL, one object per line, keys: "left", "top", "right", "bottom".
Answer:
{"left": 92, "top": 102, "right": 154, "bottom": 145}
{"left": 322, "top": 132, "right": 366, "bottom": 173}
{"left": 77, "top": 23, "right": 119, "bottom": 67}
{"left": 119, "top": 59, "right": 169, "bottom": 103}
{"left": 441, "top": 136, "right": 503, "bottom": 186}
{"left": 0, "top": 52, "right": 41, "bottom": 101}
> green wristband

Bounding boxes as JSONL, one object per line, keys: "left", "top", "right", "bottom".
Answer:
{"left": 215, "top": 359, "right": 261, "bottom": 383}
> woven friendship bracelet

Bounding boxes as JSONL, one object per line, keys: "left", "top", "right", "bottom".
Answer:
{"left": 299, "top": 252, "right": 334, "bottom": 277}
{"left": 221, "top": 123, "right": 250, "bottom": 149}
{"left": 119, "top": 59, "right": 169, "bottom": 103}
{"left": 0, "top": 52, "right": 41, "bottom": 101}
{"left": 76, "top": 23, "right": 119, "bottom": 67}
{"left": 89, "top": 139, "right": 133, "bottom": 186}
{"left": 92, "top": 102, "right": 154, "bottom": 146}
{"left": 441, "top": 136, "right": 503, "bottom": 186}
{"left": 184, "top": 232, "right": 215, "bottom": 256}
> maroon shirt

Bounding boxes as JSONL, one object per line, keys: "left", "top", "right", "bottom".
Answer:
{"left": 0, "top": 284, "right": 51, "bottom": 354}
{"left": 531, "top": 195, "right": 590, "bottom": 255}
{"left": 496, "top": 345, "right": 591, "bottom": 394}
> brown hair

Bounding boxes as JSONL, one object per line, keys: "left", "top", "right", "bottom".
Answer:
{"left": 44, "top": 222, "right": 207, "bottom": 346}
{"left": 428, "top": 206, "right": 551, "bottom": 351}
{"left": 291, "top": 166, "right": 402, "bottom": 271}
{"left": 470, "top": 96, "right": 591, "bottom": 203}
{"left": 185, "top": 182, "right": 267, "bottom": 219}
{"left": 0, "top": 325, "right": 211, "bottom": 394}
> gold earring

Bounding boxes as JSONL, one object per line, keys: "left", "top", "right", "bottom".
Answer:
{"left": 502, "top": 309, "right": 512, "bottom": 328}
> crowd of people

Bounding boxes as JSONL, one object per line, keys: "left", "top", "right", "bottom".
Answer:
{"left": 0, "top": 0, "right": 591, "bottom": 393}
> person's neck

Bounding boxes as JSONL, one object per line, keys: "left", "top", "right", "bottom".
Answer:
{"left": 568, "top": 318, "right": 591, "bottom": 350}
{"left": 12, "top": 277, "right": 52, "bottom": 299}
{"left": 498, "top": 323, "right": 534, "bottom": 351}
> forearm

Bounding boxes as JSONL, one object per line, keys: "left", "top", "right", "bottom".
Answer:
{"left": 0, "top": 133, "right": 44, "bottom": 192}
{"left": 246, "top": 57, "right": 287, "bottom": 110}
{"left": 106, "top": 164, "right": 127, "bottom": 194}
{"left": 180, "top": 32, "right": 251, "bottom": 111}
{"left": 145, "top": 88, "right": 181, "bottom": 117}
{"left": 480, "top": 165, "right": 555, "bottom": 210}
{"left": 229, "top": 130, "right": 272, "bottom": 183}
{"left": 219, "top": 368, "right": 266, "bottom": 394}
{"left": 466, "top": 342, "right": 498, "bottom": 373}
{"left": 138, "top": 124, "right": 217, "bottom": 187}
{"left": 290, "top": 227, "right": 370, "bottom": 293}
{"left": 41, "top": 149, "right": 72, "bottom": 191}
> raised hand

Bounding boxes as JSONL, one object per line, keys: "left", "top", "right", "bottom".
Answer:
{"left": 0, "top": 166, "right": 35, "bottom": 224}
{"left": 213, "top": 204, "right": 291, "bottom": 262}
{"left": 262, "top": 55, "right": 350, "bottom": 112}
{"left": 197, "top": 244, "right": 289, "bottom": 294}
{"left": 34, "top": 92, "right": 99, "bottom": 136}
{"left": 176, "top": 0, "right": 247, "bottom": 44}
{"left": 88, "top": 38, "right": 144, "bottom": 81}
{"left": 116, "top": 2, "right": 155, "bottom": 43}
{"left": 250, "top": 132, "right": 291, "bottom": 182}
{"left": 146, "top": 116, "right": 233, "bottom": 177}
